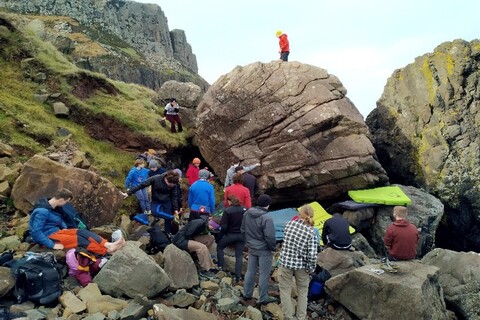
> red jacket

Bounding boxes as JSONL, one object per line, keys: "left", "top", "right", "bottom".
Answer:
{"left": 224, "top": 183, "right": 251, "bottom": 208}
{"left": 384, "top": 219, "right": 419, "bottom": 260}
{"left": 279, "top": 34, "right": 290, "bottom": 52}
{"left": 185, "top": 164, "right": 199, "bottom": 185}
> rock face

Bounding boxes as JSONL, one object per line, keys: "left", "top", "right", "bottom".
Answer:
{"left": 11, "top": 155, "right": 123, "bottom": 227}
{"left": 365, "top": 185, "right": 444, "bottom": 258}
{"left": 162, "top": 244, "right": 199, "bottom": 290}
{"left": 0, "top": 0, "right": 208, "bottom": 90}
{"left": 326, "top": 261, "right": 450, "bottom": 320}
{"left": 94, "top": 242, "right": 171, "bottom": 299}
{"left": 366, "top": 39, "right": 480, "bottom": 251}
{"left": 196, "top": 61, "right": 388, "bottom": 203}
{"left": 422, "top": 248, "right": 480, "bottom": 319}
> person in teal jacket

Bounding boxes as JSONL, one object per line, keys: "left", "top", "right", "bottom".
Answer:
{"left": 125, "top": 158, "right": 150, "bottom": 213}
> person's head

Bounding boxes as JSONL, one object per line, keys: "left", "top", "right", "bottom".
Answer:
{"left": 164, "top": 170, "right": 180, "bottom": 187}
{"left": 234, "top": 165, "right": 244, "bottom": 174}
{"left": 276, "top": 30, "right": 283, "bottom": 38}
{"left": 149, "top": 160, "right": 159, "bottom": 171}
{"left": 298, "top": 204, "right": 314, "bottom": 226}
{"left": 227, "top": 194, "right": 241, "bottom": 206}
{"left": 147, "top": 149, "right": 157, "bottom": 156}
{"left": 232, "top": 172, "right": 243, "bottom": 184}
{"left": 393, "top": 206, "right": 408, "bottom": 220}
{"left": 171, "top": 98, "right": 177, "bottom": 105}
{"left": 52, "top": 188, "right": 73, "bottom": 207}
{"left": 192, "top": 157, "right": 201, "bottom": 167}
{"left": 172, "top": 168, "right": 183, "bottom": 178}
{"left": 198, "top": 169, "right": 210, "bottom": 180}
{"left": 134, "top": 158, "right": 145, "bottom": 168}
{"left": 256, "top": 194, "right": 272, "bottom": 209}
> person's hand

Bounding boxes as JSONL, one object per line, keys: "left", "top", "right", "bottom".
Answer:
{"left": 120, "top": 191, "right": 128, "bottom": 198}
{"left": 53, "top": 243, "right": 64, "bottom": 250}
{"left": 255, "top": 163, "right": 261, "bottom": 166}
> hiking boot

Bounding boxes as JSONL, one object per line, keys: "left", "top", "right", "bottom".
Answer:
{"left": 257, "top": 296, "right": 278, "bottom": 305}
{"left": 240, "top": 294, "right": 256, "bottom": 306}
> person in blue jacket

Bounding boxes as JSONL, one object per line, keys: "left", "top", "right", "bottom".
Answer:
{"left": 125, "top": 158, "right": 150, "bottom": 214}
{"left": 188, "top": 169, "right": 215, "bottom": 222}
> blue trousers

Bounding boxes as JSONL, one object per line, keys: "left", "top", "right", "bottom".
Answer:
{"left": 134, "top": 188, "right": 150, "bottom": 212}
{"left": 243, "top": 251, "right": 273, "bottom": 302}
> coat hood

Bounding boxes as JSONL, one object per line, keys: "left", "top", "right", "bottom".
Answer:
{"left": 393, "top": 219, "right": 411, "bottom": 227}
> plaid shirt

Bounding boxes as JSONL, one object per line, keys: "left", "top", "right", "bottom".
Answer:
{"left": 280, "top": 219, "right": 318, "bottom": 272}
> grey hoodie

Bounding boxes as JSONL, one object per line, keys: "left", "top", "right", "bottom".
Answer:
{"left": 241, "top": 206, "right": 276, "bottom": 255}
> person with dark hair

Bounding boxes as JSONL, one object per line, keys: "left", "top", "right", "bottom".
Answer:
{"left": 241, "top": 194, "right": 277, "bottom": 305}
{"left": 188, "top": 169, "right": 216, "bottom": 221}
{"left": 125, "top": 158, "right": 150, "bottom": 214}
{"left": 122, "top": 170, "right": 180, "bottom": 234}
{"left": 279, "top": 204, "right": 318, "bottom": 320}
{"left": 235, "top": 165, "right": 258, "bottom": 203}
{"left": 29, "top": 188, "right": 125, "bottom": 255}
{"left": 217, "top": 195, "right": 247, "bottom": 282}
{"left": 164, "top": 98, "right": 183, "bottom": 133}
{"left": 224, "top": 172, "right": 251, "bottom": 208}
{"left": 321, "top": 213, "right": 352, "bottom": 250}
{"left": 173, "top": 218, "right": 217, "bottom": 278}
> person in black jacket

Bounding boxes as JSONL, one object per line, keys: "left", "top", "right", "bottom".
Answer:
{"left": 122, "top": 170, "right": 180, "bottom": 234}
{"left": 321, "top": 213, "right": 352, "bottom": 250}
{"left": 172, "top": 218, "right": 217, "bottom": 277}
{"left": 216, "top": 195, "right": 247, "bottom": 282}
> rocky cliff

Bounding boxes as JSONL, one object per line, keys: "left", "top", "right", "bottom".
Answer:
{"left": 367, "top": 39, "right": 480, "bottom": 251}
{"left": 0, "top": 0, "right": 208, "bottom": 90}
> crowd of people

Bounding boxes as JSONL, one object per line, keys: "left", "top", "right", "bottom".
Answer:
{"left": 27, "top": 150, "right": 419, "bottom": 318}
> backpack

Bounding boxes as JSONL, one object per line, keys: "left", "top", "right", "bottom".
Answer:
{"left": 146, "top": 224, "right": 172, "bottom": 254}
{"left": 0, "top": 250, "right": 14, "bottom": 267}
{"left": 12, "top": 252, "right": 62, "bottom": 305}
{"left": 61, "top": 203, "right": 88, "bottom": 229}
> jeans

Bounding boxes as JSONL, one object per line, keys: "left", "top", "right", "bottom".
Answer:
{"left": 280, "top": 51, "right": 289, "bottom": 61}
{"left": 134, "top": 188, "right": 150, "bottom": 212}
{"left": 216, "top": 233, "right": 244, "bottom": 278}
{"left": 243, "top": 251, "right": 273, "bottom": 302}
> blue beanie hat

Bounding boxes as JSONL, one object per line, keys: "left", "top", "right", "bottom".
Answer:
{"left": 133, "top": 213, "right": 149, "bottom": 225}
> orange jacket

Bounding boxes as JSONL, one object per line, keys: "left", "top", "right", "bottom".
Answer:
{"left": 279, "top": 34, "right": 290, "bottom": 52}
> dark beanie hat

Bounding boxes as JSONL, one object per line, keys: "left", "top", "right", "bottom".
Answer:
{"left": 257, "top": 194, "right": 272, "bottom": 207}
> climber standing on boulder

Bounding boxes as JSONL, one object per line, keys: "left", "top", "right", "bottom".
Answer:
{"left": 276, "top": 30, "right": 290, "bottom": 62}
{"left": 164, "top": 98, "right": 183, "bottom": 133}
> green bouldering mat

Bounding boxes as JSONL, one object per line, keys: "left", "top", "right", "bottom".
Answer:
{"left": 348, "top": 186, "right": 411, "bottom": 206}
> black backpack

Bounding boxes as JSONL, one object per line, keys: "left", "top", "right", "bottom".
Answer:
{"left": 146, "top": 224, "right": 171, "bottom": 254}
{"left": 11, "top": 252, "right": 62, "bottom": 305}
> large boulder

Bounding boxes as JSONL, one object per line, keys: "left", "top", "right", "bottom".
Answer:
{"left": 365, "top": 185, "right": 444, "bottom": 258}
{"left": 163, "top": 244, "right": 199, "bottom": 290}
{"left": 94, "top": 242, "right": 171, "bottom": 299}
{"left": 196, "top": 61, "right": 388, "bottom": 203}
{"left": 366, "top": 39, "right": 480, "bottom": 251}
{"left": 326, "top": 261, "right": 450, "bottom": 320}
{"left": 422, "top": 248, "right": 480, "bottom": 319}
{"left": 11, "top": 155, "right": 123, "bottom": 227}
{"left": 156, "top": 81, "right": 203, "bottom": 108}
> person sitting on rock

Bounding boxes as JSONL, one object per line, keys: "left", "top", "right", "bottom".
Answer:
{"left": 66, "top": 247, "right": 108, "bottom": 287}
{"left": 217, "top": 195, "right": 247, "bottom": 282}
{"left": 29, "top": 188, "right": 125, "bottom": 255}
{"left": 321, "top": 213, "right": 352, "bottom": 250}
{"left": 172, "top": 218, "right": 217, "bottom": 278}
{"left": 384, "top": 206, "right": 419, "bottom": 260}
